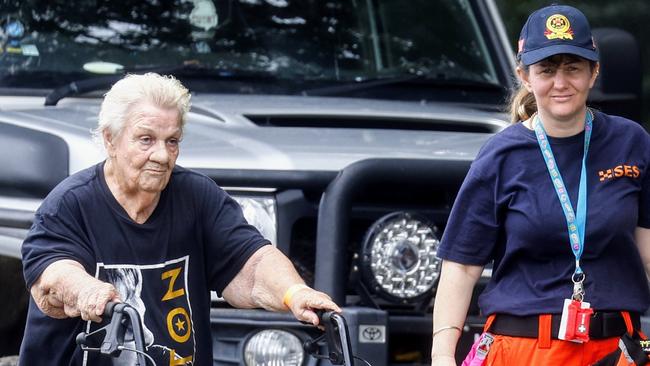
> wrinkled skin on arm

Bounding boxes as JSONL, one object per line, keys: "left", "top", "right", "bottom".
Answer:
{"left": 222, "top": 245, "right": 341, "bottom": 326}
{"left": 30, "top": 259, "right": 121, "bottom": 322}
{"left": 32, "top": 246, "right": 341, "bottom": 326}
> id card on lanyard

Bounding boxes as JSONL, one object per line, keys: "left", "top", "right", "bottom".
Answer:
{"left": 532, "top": 110, "right": 594, "bottom": 343}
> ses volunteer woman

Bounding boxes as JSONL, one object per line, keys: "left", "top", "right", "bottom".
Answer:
{"left": 431, "top": 4, "right": 650, "bottom": 366}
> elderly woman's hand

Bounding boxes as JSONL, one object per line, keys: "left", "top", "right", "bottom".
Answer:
{"left": 284, "top": 284, "right": 341, "bottom": 326}
{"left": 223, "top": 246, "right": 341, "bottom": 324}
{"left": 31, "top": 259, "right": 121, "bottom": 322}
{"left": 72, "top": 279, "right": 121, "bottom": 322}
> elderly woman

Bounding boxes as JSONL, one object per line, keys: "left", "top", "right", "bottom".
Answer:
{"left": 431, "top": 4, "right": 650, "bottom": 366}
{"left": 20, "top": 73, "right": 340, "bottom": 365}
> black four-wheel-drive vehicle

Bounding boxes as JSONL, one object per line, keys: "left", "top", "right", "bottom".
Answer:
{"left": 0, "top": 0, "right": 643, "bottom": 364}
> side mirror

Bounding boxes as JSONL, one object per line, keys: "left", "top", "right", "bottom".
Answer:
{"left": 589, "top": 28, "right": 642, "bottom": 123}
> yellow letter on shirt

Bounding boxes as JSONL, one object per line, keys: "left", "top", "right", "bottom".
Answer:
{"left": 161, "top": 267, "right": 185, "bottom": 301}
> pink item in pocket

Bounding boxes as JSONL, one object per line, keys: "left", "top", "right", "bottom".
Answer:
{"left": 461, "top": 332, "right": 494, "bottom": 366}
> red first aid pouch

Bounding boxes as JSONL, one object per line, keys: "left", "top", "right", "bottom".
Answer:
{"left": 558, "top": 299, "right": 593, "bottom": 342}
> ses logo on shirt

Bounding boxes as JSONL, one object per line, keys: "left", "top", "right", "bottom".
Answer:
{"left": 92, "top": 256, "right": 195, "bottom": 366}
{"left": 598, "top": 164, "right": 640, "bottom": 182}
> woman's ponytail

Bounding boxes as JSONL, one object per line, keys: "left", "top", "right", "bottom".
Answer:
{"left": 508, "top": 63, "right": 537, "bottom": 124}
{"left": 508, "top": 85, "right": 536, "bottom": 124}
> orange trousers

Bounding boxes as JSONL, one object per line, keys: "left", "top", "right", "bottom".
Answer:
{"left": 483, "top": 335, "right": 620, "bottom": 365}
{"left": 481, "top": 313, "right": 635, "bottom": 366}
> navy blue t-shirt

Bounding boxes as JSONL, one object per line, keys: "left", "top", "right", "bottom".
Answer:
{"left": 438, "top": 112, "right": 650, "bottom": 316}
{"left": 20, "top": 162, "right": 270, "bottom": 365}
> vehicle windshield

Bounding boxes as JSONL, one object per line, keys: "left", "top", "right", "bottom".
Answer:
{"left": 0, "top": 0, "right": 501, "bottom": 100}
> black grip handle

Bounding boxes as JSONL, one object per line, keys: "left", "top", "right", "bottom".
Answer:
{"left": 103, "top": 301, "right": 118, "bottom": 317}
{"left": 76, "top": 301, "right": 120, "bottom": 348}
{"left": 322, "top": 311, "right": 353, "bottom": 365}
{"left": 299, "top": 309, "right": 327, "bottom": 326}
{"left": 75, "top": 332, "right": 88, "bottom": 346}
{"left": 316, "top": 309, "right": 327, "bottom": 323}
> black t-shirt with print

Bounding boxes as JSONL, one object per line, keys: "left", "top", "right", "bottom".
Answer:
{"left": 20, "top": 162, "right": 270, "bottom": 365}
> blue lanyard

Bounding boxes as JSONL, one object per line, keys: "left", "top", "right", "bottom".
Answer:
{"left": 533, "top": 111, "right": 593, "bottom": 277}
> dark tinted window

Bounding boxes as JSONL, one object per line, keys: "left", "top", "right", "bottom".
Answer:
{"left": 0, "top": 0, "right": 498, "bottom": 93}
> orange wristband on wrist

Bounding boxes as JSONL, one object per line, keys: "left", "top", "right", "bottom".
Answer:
{"left": 282, "top": 284, "right": 309, "bottom": 308}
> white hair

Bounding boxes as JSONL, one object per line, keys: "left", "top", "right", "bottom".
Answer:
{"left": 92, "top": 73, "right": 191, "bottom": 145}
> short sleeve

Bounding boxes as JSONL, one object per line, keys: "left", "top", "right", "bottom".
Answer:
{"left": 199, "top": 181, "right": 270, "bottom": 295}
{"left": 639, "top": 144, "right": 650, "bottom": 228}
{"left": 22, "top": 201, "right": 96, "bottom": 290}
{"left": 437, "top": 164, "right": 500, "bottom": 265}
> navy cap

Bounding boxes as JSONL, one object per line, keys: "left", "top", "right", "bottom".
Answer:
{"left": 517, "top": 4, "right": 598, "bottom": 66}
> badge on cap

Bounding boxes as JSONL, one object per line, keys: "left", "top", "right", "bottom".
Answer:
{"left": 545, "top": 14, "right": 574, "bottom": 40}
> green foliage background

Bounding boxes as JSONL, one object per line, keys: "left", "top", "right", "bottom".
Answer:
{"left": 495, "top": 0, "right": 650, "bottom": 127}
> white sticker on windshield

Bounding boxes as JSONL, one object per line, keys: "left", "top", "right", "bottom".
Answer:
{"left": 190, "top": 0, "right": 219, "bottom": 31}
{"left": 20, "top": 44, "right": 39, "bottom": 57}
{"left": 265, "top": 0, "right": 288, "bottom": 7}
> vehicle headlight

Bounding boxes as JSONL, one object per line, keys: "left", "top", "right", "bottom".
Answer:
{"left": 211, "top": 194, "right": 278, "bottom": 303}
{"left": 361, "top": 212, "right": 441, "bottom": 302}
{"left": 232, "top": 195, "right": 277, "bottom": 245}
{"left": 244, "top": 329, "right": 304, "bottom": 366}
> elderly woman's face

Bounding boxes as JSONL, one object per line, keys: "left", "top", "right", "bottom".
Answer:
{"left": 106, "top": 102, "right": 181, "bottom": 194}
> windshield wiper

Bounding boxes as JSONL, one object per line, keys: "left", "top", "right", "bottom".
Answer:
{"left": 300, "top": 75, "right": 504, "bottom": 97}
{"left": 43, "top": 63, "right": 276, "bottom": 106}
{"left": 44, "top": 63, "right": 203, "bottom": 106}
{"left": 44, "top": 74, "right": 122, "bottom": 106}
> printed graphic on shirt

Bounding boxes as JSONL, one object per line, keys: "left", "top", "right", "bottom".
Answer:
{"left": 598, "top": 164, "right": 640, "bottom": 182}
{"left": 83, "top": 256, "right": 195, "bottom": 365}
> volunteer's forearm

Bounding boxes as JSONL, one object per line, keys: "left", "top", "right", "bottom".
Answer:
{"left": 431, "top": 260, "right": 483, "bottom": 360}
{"left": 635, "top": 226, "right": 650, "bottom": 279}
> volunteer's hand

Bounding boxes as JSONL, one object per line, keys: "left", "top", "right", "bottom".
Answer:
{"left": 285, "top": 286, "right": 341, "bottom": 327}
